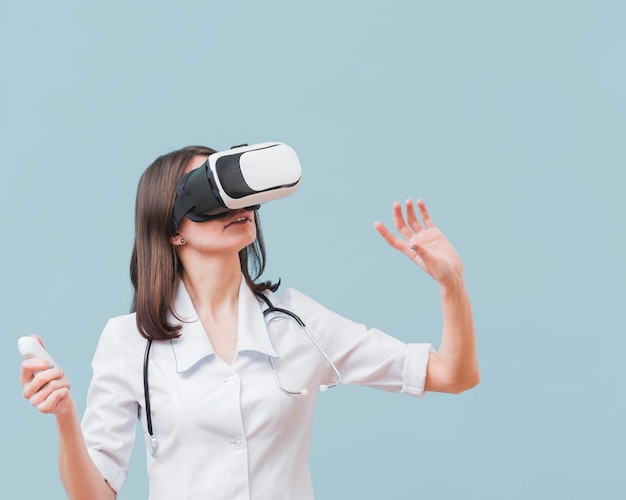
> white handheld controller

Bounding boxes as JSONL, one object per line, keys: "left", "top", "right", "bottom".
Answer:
{"left": 18, "top": 336, "right": 55, "bottom": 364}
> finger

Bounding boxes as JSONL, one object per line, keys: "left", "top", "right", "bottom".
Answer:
{"left": 22, "top": 365, "right": 64, "bottom": 398}
{"left": 405, "top": 199, "right": 424, "bottom": 233}
{"left": 407, "top": 244, "right": 427, "bottom": 270}
{"left": 28, "top": 371, "right": 71, "bottom": 407}
{"left": 392, "top": 201, "right": 415, "bottom": 240}
{"left": 31, "top": 334, "right": 45, "bottom": 349}
{"left": 34, "top": 387, "right": 71, "bottom": 414}
{"left": 417, "top": 199, "right": 436, "bottom": 229}
{"left": 30, "top": 378, "right": 71, "bottom": 408}
{"left": 376, "top": 221, "right": 430, "bottom": 270}
{"left": 374, "top": 221, "right": 411, "bottom": 253}
{"left": 20, "top": 359, "right": 55, "bottom": 386}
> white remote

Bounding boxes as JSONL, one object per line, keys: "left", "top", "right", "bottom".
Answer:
{"left": 18, "top": 336, "right": 55, "bottom": 364}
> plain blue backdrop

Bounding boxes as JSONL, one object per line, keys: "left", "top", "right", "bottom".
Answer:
{"left": 2, "top": 1, "right": 624, "bottom": 498}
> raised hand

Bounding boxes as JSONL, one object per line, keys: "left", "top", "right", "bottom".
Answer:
{"left": 374, "top": 199, "right": 464, "bottom": 287}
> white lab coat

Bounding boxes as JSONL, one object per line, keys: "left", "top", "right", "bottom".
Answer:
{"left": 81, "top": 278, "right": 433, "bottom": 499}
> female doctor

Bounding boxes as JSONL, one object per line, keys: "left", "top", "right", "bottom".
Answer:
{"left": 20, "top": 144, "right": 479, "bottom": 500}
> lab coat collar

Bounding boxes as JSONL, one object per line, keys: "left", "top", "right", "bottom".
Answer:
{"left": 170, "top": 277, "right": 278, "bottom": 373}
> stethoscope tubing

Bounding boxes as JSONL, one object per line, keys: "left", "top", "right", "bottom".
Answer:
{"left": 142, "top": 292, "right": 341, "bottom": 456}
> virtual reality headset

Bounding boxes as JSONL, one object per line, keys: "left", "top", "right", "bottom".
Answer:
{"left": 172, "top": 142, "right": 301, "bottom": 230}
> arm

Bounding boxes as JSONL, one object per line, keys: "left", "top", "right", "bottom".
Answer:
{"left": 374, "top": 199, "right": 479, "bottom": 394}
{"left": 20, "top": 342, "right": 116, "bottom": 500}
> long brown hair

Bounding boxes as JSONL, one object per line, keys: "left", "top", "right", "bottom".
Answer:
{"left": 130, "top": 145, "right": 279, "bottom": 340}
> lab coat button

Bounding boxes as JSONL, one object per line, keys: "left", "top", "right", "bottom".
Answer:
{"left": 224, "top": 375, "right": 239, "bottom": 384}
{"left": 230, "top": 438, "right": 245, "bottom": 449}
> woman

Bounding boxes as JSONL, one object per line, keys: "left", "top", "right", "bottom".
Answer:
{"left": 20, "top": 145, "right": 479, "bottom": 500}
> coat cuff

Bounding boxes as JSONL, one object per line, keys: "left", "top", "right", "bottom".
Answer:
{"left": 401, "top": 343, "right": 435, "bottom": 397}
{"left": 87, "top": 448, "right": 128, "bottom": 493}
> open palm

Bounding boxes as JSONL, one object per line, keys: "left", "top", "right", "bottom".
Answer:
{"left": 374, "top": 199, "right": 464, "bottom": 286}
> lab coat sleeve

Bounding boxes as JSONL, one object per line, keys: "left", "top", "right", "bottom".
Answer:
{"left": 279, "top": 288, "right": 434, "bottom": 397}
{"left": 81, "top": 317, "right": 140, "bottom": 493}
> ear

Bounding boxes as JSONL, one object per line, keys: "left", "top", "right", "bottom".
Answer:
{"left": 171, "top": 233, "right": 186, "bottom": 246}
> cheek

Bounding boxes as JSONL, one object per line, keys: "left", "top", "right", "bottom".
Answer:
{"left": 174, "top": 217, "right": 193, "bottom": 238}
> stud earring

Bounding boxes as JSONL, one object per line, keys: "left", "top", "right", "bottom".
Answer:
{"left": 180, "top": 238, "right": 185, "bottom": 244}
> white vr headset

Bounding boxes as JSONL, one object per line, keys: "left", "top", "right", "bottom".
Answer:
{"left": 172, "top": 142, "right": 302, "bottom": 230}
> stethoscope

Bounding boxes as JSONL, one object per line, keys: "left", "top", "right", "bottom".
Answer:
{"left": 142, "top": 292, "right": 342, "bottom": 456}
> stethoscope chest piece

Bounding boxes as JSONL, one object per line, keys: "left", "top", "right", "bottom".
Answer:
{"left": 145, "top": 430, "right": 158, "bottom": 457}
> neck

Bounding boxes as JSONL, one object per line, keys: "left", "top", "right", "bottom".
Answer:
{"left": 181, "top": 254, "right": 243, "bottom": 315}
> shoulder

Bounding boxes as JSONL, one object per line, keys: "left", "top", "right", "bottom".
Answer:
{"left": 269, "top": 287, "right": 355, "bottom": 327}
{"left": 101, "top": 312, "right": 139, "bottom": 338}
{"left": 271, "top": 287, "right": 323, "bottom": 311}
{"left": 94, "top": 312, "right": 146, "bottom": 358}
{"left": 105, "top": 311, "right": 137, "bottom": 330}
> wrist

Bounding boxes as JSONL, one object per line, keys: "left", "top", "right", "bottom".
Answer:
{"left": 438, "top": 273, "right": 466, "bottom": 296}
{"left": 55, "top": 396, "right": 78, "bottom": 427}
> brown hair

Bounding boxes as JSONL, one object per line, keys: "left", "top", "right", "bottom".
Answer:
{"left": 130, "top": 145, "right": 279, "bottom": 340}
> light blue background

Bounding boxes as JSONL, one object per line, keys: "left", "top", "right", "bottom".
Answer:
{"left": 2, "top": 1, "right": 624, "bottom": 498}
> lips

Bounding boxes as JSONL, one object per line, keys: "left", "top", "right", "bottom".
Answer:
{"left": 224, "top": 212, "right": 251, "bottom": 228}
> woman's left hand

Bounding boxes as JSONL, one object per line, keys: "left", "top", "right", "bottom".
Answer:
{"left": 374, "top": 199, "right": 464, "bottom": 286}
